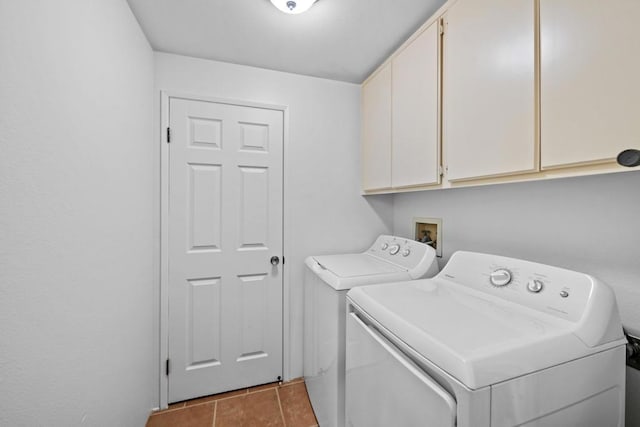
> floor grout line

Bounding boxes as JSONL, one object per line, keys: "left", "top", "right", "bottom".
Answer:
{"left": 211, "top": 400, "right": 217, "bottom": 427}
{"left": 245, "top": 388, "right": 275, "bottom": 396}
{"left": 246, "top": 384, "right": 278, "bottom": 395}
{"left": 275, "top": 386, "right": 287, "bottom": 426}
{"left": 277, "top": 381, "right": 300, "bottom": 389}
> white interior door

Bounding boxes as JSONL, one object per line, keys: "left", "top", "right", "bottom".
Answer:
{"left": 167, "top": 97, "right": 284, "bottom": 403}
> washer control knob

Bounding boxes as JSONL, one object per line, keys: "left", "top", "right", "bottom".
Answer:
{"left": 490, "top": 269, "right": 512, "bottom": 287}
{"left": 381, "top": 243, "right": 389, "bottom": 250}
{"left": 527, "top": 279, "right": 544, "bottom": 293}
{"left": 389, "top": 244, "right": 401, "bottom": 255}
{"left": 401, "top": 248, "right": 411, "bottom": 257}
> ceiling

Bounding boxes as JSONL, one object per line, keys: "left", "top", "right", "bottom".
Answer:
{"left": 126, "top": 0, "right": 446, "bottom": 83}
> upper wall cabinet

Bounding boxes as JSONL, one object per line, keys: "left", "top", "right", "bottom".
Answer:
{"left": 363, "top": 0, "right": 638, "bottom": 194}
{"left": 362, "top": 21, "right": 441, "bottom": 192}
{"left": 362, "top": 63, "right": 392, "bottom": 191}
{"left": 540, "top": 0, "right": 640, "bottom": 169}
{"left": 444, "top": 0, "right": 537, "bottom": 181}
{"left": 392, "top": 21, "right": 441, "bottom": 188}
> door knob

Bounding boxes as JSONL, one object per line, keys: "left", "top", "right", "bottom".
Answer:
{"left": 270, "top": 256, "right": 280, "bottom": 266}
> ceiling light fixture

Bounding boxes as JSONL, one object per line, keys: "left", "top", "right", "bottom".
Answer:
{"left": 270, "top": 0, "right": 317, "bottom": 15}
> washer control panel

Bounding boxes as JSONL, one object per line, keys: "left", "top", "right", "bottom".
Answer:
{"left": 366, "top": 235, "right": 438, "bottom": 276}
{"left": 438, "top": 251, "right": 599, "bottom": 322}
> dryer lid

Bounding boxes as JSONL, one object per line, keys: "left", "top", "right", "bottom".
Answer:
{"left": 312, "top": 254, "right": 406, "bottom": 278}
{"left": 348, "top": 280, "right": 583, "bottom": 390}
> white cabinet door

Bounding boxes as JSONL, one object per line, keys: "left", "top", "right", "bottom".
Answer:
{"left": 392, "top": 21, "right": 441, "bottom": 188}
{"left": 362, "top": 63, "right": 392, "bottom": 191}
{"left": 444, "top": 0, "right": 537, "bottom": 181}
{"left": 168, "top": 98, "right": 283, "bottom": 403}
{"left": 540, "top": 0, "right": 640, "bottom": 169}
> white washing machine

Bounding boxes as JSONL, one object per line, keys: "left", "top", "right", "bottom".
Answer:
{"left": 304, "top": 235, "right": 440, "bottom": 427}
{"left": 346, "top": 251, "right": 627, "bottom": 427}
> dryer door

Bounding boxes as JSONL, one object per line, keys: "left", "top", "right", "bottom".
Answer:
{"left": 346, "top": 311, "right": 457, "bottom": 427}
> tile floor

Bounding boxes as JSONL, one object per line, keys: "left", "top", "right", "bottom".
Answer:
{"left": 146, "top": 378, "right": 318, "bottom": 427}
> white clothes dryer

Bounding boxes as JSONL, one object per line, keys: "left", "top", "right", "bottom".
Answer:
{"left": 346, "top": 251, "right": 627, "bottom": 427}
{"left": 304, "top": 235, "right": 439, "bottom": 427}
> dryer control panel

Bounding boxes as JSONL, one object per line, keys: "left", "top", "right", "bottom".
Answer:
{"left": 437, "top": 251, "right": 623, "bottom": 347}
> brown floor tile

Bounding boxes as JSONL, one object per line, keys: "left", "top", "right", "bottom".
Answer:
{"left": 185, "top": 387, "right": 248, "bottom": 406}
{"left": 146, "top": 403, "right": 215, "bottom": 427}
{"left": 280, "top": 377, "right": 304, "bottom": 387}
{"left": 215, "top": 389, "right": 285, "bottom": 427}
{"left": 152, "top": 401, "right": 186, "bottom": 414}
{"left": 278, "top": 382, "right": 318, "bottom": 427}
{"left": 248, "top": 381, "right": 280, "bottom": 394}
{"left": 168, "top": 402, "right": 186, "bottom": 410}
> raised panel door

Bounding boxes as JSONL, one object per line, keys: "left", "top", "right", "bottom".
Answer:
{"left": 168, "top": 98, "right": 283, "bottom": 403}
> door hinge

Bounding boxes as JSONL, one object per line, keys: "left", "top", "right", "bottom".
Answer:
{"left": 439, "top": 21, "right": 445, "bottom": 35}
{"left": 166, "top": 359, "right": 170, "bottom": 376}
{"left": 438, "top": 165, "right": 444, "bottom": 177}
{"left": 166, "top": 127, "right": 171, "bottom": 143}
{"left": 282, "top": 256, "right": 285, "bottom": 265}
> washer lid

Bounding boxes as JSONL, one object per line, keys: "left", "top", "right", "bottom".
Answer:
{"left": 347, "top": 278, "right": 623, "bottom": 390}
{"left": 312, "top": 254, "right": 406, "bottom": 278}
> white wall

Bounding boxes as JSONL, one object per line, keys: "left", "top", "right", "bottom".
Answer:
{"left": 154, "top": 52, "right": 393, "bottom": 392}
{"left": 390, "top": 170, "right": 640, "bottom": 425}
{"left": 0, "top": 1, "right": 155, "bottom": 425}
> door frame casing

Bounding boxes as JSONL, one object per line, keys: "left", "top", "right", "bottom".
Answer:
{"left": 159, "top": 91, "right": 290, "bottom": 409}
